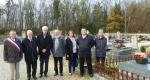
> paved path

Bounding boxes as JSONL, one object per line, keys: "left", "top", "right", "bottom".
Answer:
{"left": 0, "top": 45, "right": 107, "bottom": 80}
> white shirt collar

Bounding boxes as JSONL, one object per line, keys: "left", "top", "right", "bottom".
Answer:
{"left": 82, "top": 35, "right": 87, "bottom": 39}
{"left": 28, "top": 37, "right": 32, "bottom": 41}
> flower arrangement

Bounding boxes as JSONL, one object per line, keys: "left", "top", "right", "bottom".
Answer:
{"left": 134, "top": 52, "right": 148, "bottom": 64}
{"left": 114, "top": 40, "right": 125, "bottom": 49}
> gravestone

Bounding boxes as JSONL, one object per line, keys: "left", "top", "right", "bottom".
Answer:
{"left": 131, "top": 35, "right": 138, "bottom": 49}
{"left": 105, "top": 33, "right": 109, "bottom": 45}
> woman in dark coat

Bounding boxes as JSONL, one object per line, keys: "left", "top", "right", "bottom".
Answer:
{"left": 65, "top": 30, "right": 78, "bottom": 75}
{"left": 95, "top": 29, "right": 107, "bottom": 66}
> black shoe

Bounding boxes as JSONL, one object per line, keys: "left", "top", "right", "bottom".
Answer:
{"left": 60, "top": 73, "right": 63, "bottom": 76}
{"left": 33, "top": 76, "right": 37, "bottom": 80}
{"left": 27, "top": 77, "right": 31, "bottom": 80}
{"left": 28, "top": 79, "right": 31, "bottom": 80}
{"left": 44, "top": 74, "right": 49, "bottom": 77}
{"left": 89, "top": 74, "right": 93, "bottom": 77}
{"left": 80, "top": 74, "right": 84, "bottom": 77}
{"left": 39, "top": 75, "right": 42, "bottom": 78}
{"left": 54, "top": 73, "right": 58, "bottom": 76}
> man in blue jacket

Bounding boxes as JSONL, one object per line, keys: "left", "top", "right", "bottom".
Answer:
{"left": 77, "top": 28, "right": 94, "bottom": 77}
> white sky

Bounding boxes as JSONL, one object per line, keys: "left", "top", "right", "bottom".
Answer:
{"left": 0, "top": 0, "right": 7, "bottom": 5}
{"left": 0, "top": 0, "right": 139, "bottom": 7}
{"left": 0, "top": 0, "right": 104, "bottom": 5}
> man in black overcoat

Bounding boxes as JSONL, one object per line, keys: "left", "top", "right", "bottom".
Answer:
{"left": 37, "top": 26, "right": 53, "bottom": 77}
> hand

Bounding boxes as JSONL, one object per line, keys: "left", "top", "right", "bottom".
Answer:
{"left": 4, "top": 61, "right": 8, "bottom": 63}
{"left": 66, "top": 55, "right": 69, "bottom": 60}
{"left": 42, "top": 49, "right": 47, "bottom": 53}
{"left": 66, "top": 55, "right": 69, "bottom": 57}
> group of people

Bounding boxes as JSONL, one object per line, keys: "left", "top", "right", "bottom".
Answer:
{"left": 3, "top": 26, "right": 107, "bottom": 80}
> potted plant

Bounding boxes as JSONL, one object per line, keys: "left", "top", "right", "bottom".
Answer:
{"left": 114, "top": 40, "right": 125, "bottom": 49}
{"left": 140, "top": 46, "right": 146, "bottom": 52}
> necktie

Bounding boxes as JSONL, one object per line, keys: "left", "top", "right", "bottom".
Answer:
{"left": 55, "top": 38, "right": 59, "bottom": 52}
{"left": 28, "top": 38, "right": 32, "bottom": 42}
{"left": 43, "top": 35, "right": 46, "bottom": 39}
{"left": 30, "top": 39, "right": 32, "bottom": 42}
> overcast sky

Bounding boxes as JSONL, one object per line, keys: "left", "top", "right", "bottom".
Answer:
{"left": 0, "top": 0, "right": 139, "bottom": 7}
{"left": 0, "top": 0, "right": 6, "bottom": 5}
{"left": 0, "top": 0, "right": 114, "bottom": 5}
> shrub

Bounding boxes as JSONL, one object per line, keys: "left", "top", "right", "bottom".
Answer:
{"left": 140, "top": 46, "right": 146, "bottom": 52}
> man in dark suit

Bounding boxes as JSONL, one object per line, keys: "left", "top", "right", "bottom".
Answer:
{"left": 22, "top": 30, "right": 38, "bottom": 80}
{"left": 37, "top": 26, "right": 53, "bottom": 77}
{"left": 3, "top": 30, "right": 23, "bottom": 80}
{"left": 77, "top": 28, "right": 94, "bottom": 77}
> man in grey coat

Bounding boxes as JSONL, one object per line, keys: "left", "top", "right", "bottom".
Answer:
{"left": 3, "top": 30, "right": 23, "bottom": 80}
{"left": 52, "top": 29, "right": 65, "bottom": 76}
{"left": 95, "top": 29, "right": 107, "bottom": 66}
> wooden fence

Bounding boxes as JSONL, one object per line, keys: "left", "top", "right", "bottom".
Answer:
{"left": 94, "top": 56, "right": 144, "bottom": 80}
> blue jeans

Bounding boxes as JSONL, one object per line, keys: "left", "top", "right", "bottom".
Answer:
{"left": 68, "top": 53, "right": 78, "bottom": 73}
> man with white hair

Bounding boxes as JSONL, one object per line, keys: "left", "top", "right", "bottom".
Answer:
{"left": 22, "top": 30, "right": 38, "bottom": 80}
{"left": 37, "top": 26, "right": 53, "bottom": 77}
{"left": 52, "top": 29, "right": 65, "bottom": 76}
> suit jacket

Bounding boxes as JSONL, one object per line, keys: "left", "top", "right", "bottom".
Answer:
{"left": 52, "top": 37, "right": 65, "bottom": 57}
{"left": 37, "top": 33, "right": 53, "bottom": 56}
{"left": 3, "top": 38, "right": 23, "bottom": 63}
{"left": 22, "top": 37, "right": 38, "bottom": 63}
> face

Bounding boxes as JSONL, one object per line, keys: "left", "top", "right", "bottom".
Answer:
{"left": 10, "top": 31, "right": 16, "bottom": 39}
{"left": 27, "top": 31, "right": 33, "bottom": 38}
{"left": 42, "top": 28, "right": 48, "bottom": 35}
{"left": 54, "top": 30, "right": 61, "bottom": 38}
{"left": 117, "top": 31, "right": 120, "bottom": 35}
{"left": 68, "top": 31, "right": 74, "bottom": 37}
{"left": 98, "top": 30, "right": 104, "bottom": 36}
{"left": 54, "top": 32, "right": 59, "bottom": 37}
{"left": 81, "top": 29, "right": 87, "bottom": 35}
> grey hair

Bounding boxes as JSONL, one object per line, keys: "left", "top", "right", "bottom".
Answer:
{"left": 42, "top": 26, "right": 48, "bottom": 30}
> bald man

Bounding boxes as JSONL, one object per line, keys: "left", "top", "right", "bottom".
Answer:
{"left": 37, "top": 26, "right": 53, "bottom": 77}
{"left": 22, "top": 30, "right": 38, "bottom": 80}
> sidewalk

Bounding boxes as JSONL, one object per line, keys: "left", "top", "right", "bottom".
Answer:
{"left": 0, "top": 45, "right": 107, "bottom": 80}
